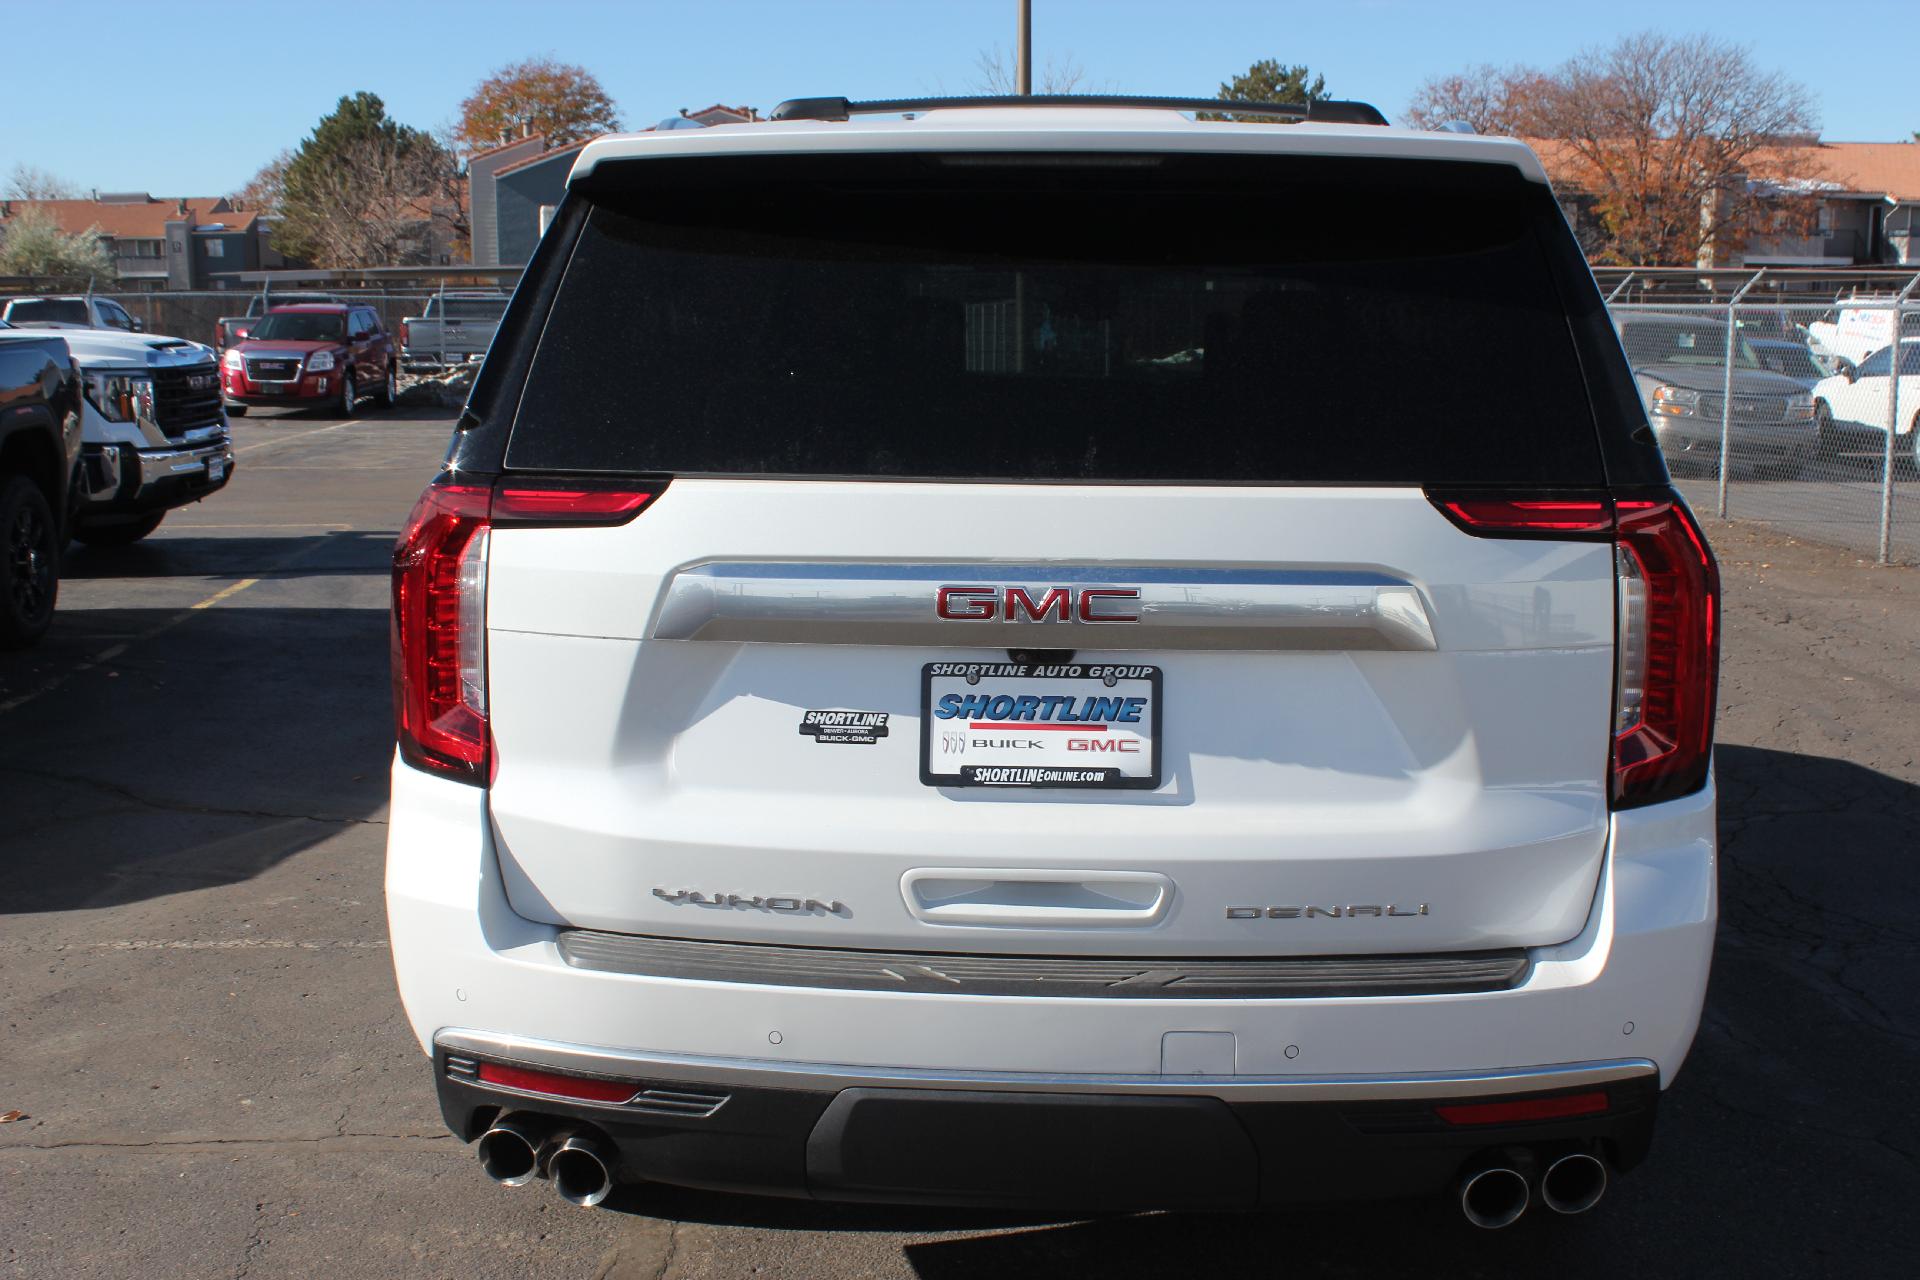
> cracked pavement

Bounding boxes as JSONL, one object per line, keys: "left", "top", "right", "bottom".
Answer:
{"left": 3, "top": 416, "right": 1916, "bottom": 1276}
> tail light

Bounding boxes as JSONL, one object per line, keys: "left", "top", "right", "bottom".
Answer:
{"left": 1609, "top": 497, "right": 1718, "bottom": 808}
{"left": 1429, "top": 488, "right": 1719, "bottom": 811}
{"left": 391, "top": 478, "right": 662, "bottom": 785}
{"left": 399, "top": 320, "right": 410, "bottom": 347}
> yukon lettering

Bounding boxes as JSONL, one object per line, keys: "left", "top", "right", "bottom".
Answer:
{"left": 653, "top": 888, "right": 849, "bottom": 915}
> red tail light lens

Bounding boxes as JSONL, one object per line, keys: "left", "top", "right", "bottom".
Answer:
{"left": 1428, "top": 487, "right": 1719, "bottom": 811}
{"left": 392, "top": 485, "right": 493, "bottom": 782}
{"left": 1610, "top": 498, "right": 1719, "bottom": 809}
{"left": 492, "top": 486, "right": 657, "bottom": 522}
{"left": 399, "top": 320, "right": 410, "bottom": 347}
{"left": 391, "top": 479, "right": 663, "bottom": 785}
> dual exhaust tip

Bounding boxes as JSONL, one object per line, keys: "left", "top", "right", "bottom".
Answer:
{"left": 1459, "top": 1149, "right": 1608, "bottom": 1229}
{"left": 477, "top": 1113, "right": 615, "bottom": 1207}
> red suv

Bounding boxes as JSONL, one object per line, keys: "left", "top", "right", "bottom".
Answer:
{"left": 222, "top": 303, "right": 398, "bottom": 416}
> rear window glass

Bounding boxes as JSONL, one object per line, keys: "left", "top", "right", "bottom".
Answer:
{"left": 6, "top": 299, "right": 89, "bottom": 325}
{"left": 508, "top": 153, "right": 1602, "bottom": 483}
{"left": 439, "top": 298, "right": 508, "bottom": 320}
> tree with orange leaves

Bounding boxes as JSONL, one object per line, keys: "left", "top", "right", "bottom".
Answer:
{"left": 456, "top": 57, "right": 621, "bottom": 154}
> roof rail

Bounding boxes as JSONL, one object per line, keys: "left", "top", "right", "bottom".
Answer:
{"left": 768, "top": 95, "right": 1389, "bottom": 127}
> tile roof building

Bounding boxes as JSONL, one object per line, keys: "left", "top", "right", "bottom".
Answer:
{"left": 1530, "top": 138, "right": 1920, "bottom": 268}
{"left": 0, "top": 192, "right": 292, "bottom": 289}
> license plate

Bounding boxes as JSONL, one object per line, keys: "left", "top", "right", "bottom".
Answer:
{"left": 207, "top": 456, "right": 227, "bottom": 483}
{"left": 920, "top": 662, "right": 1161, "bottom": 789}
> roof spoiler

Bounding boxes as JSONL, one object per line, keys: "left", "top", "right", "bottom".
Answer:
{"left": 769, "top": 95, "right": 1388, "bottom": 127}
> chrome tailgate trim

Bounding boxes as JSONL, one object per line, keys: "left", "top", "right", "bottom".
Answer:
{"left": 649, "top": 562, "right": 1437, "bottom": 651}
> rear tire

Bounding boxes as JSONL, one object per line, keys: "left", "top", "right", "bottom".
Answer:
{"left": 375, "top": 363, "right": 397, "bottom": 409}
{"left": 1, "top": 473, "right": 59, "bottom": 649}
{"left": 72, "top": 512, "right": 165, "bottom": 548}
{"left": 225, "top": 403, "right": 248, "bottom": 417}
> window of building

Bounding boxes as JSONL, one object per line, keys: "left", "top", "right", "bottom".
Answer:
{"left": 204, "top": 239, "right": 225, "bottom": 258}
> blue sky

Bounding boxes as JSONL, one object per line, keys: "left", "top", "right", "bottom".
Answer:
{"left": 4, "top": 0, "right": 1913, "bottom": 197}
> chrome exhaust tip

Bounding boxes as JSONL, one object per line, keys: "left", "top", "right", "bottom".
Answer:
{"left": 1540, "top": 1150, "right": 1608, "bottom": 1215}
{"left": 1459, "top": 1163, "right": 1531, "bottom": 1229}
{"left": 476, "top": 1114, "right": 551, "bottom": 1188}
{"left": 545, "top": 1131, "right": 615, "bottom": 1207}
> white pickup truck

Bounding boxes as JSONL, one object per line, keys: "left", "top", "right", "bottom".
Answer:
{"left": 60, "top": 329, "right": 234, "bottom": 545}
{"left": 1, "top": 294, "right": 144, "bottom": 333}
{"left": 399, "top": 292, "right": 509, "bottom": 371}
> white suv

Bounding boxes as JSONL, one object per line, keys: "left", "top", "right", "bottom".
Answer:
{"left": 386, "top": 95, "right": 1720, "bottom": 1227}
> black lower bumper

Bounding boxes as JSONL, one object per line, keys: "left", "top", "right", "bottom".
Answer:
{"left": 432, "top": 1049, "right": 1659, "bottom": 1210}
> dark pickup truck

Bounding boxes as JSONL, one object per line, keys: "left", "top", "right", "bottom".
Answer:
{"left": 0, "top": 326, "right": 83, "bottom": 647}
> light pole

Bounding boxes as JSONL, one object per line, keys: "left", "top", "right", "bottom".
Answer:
{"left": 1017, "top": 0, "right": 1032, "bottom": 95}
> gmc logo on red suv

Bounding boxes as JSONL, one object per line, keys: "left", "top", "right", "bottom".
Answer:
{"left": 934, "top": 586, "right": 1141, "bottom": 623}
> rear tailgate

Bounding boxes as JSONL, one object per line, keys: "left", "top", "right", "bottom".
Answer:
{"left": 486, "top": 481, "right": 1612, "bottom": 955}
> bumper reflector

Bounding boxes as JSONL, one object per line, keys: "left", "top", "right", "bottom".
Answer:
{"left": 475, "top": 1061, "right": 637, "bottom": 1104}
{"left": 1435, "top": 1090, "right": 1610, "bottom": 1127}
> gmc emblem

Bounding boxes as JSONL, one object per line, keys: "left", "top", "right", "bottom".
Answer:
{"left": 935, "top": 586, "right": 1141, "bottom": 623}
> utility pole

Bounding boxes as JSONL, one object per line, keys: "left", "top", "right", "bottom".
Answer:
{"left": 1016, "top": 0, "right": 1032, "bottom": 94}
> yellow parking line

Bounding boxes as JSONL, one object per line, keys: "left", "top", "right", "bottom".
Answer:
{"left": 191, "top": 578, "right": 259, "bottom": 610}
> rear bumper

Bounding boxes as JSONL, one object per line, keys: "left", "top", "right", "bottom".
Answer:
{"left": 387, "top": 754, "right": 1716, "bottom": 1204}
{"left": 431, "top": 1033, "right": 1659, "bottom": 1207}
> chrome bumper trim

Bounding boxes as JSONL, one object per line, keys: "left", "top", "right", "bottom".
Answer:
{"left": 435, "top": 1030, "right": 1656, "bottom": 1102}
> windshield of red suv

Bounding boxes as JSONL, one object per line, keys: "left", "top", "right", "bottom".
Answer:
{"left": 251, "top": 313, "right": 345, "bottom": 342}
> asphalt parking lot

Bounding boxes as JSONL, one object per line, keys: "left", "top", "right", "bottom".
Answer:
{"left": 2, "top": 409, "right": 1916, "bottom": 1278}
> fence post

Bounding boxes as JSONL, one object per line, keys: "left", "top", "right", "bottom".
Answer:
{"left": 1719, "top": 270, "right": 1765, "bottom": 519}
{"left": 1878, "top": 274, "right": 1920, "bottom": 565}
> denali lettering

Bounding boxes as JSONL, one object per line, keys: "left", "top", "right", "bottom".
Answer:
{"left": 935, "top": 586, "right": 1142, "bottom": 622}
{"left": 1226, "top": 904, "right": 1432, "bottom": 919}
{"left": 653, "top": 888, "right": 849, "bottom": 915}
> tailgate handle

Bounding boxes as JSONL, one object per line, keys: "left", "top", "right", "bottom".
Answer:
{"left": 902, "top": 868, "right": 1172, "bottom": 928}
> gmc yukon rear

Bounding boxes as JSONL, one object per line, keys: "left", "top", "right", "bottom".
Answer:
{"left": 386, "top": 97, "right": 1719, "bottom": 1225}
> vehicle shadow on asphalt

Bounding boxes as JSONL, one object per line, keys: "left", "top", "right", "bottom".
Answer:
{"left": 61, "top": 532, "right": 396, "bottom": 582}
{"left": 0, "top": 601, "right": 393, "bottom": 915}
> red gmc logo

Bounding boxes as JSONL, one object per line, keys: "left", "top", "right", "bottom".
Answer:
{"left": 935, "top": 586, "right": 1141, "bottom": 623}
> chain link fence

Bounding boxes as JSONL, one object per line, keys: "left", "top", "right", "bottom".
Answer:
{"left": 1602, "top": 269, "right": 1920, "bottom": 565}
